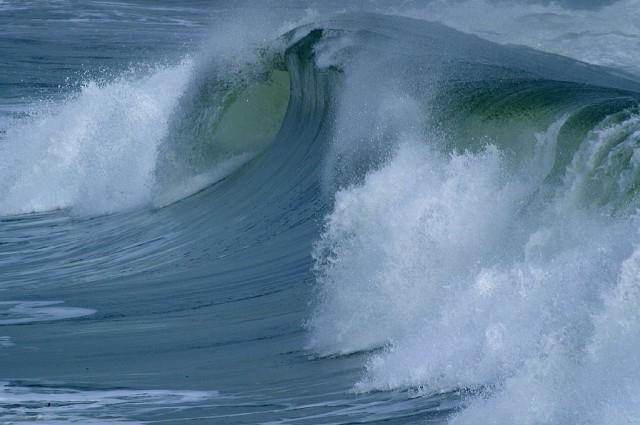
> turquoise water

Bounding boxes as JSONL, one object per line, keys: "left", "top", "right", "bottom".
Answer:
{"left": 3, "top": 2, "right": 640, "bottom": 424}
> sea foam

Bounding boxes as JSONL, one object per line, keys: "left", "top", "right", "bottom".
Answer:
{"left": 311, "top": 102, "right": 640, "bottom": 424}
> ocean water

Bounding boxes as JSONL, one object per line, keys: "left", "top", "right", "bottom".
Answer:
{"left": 2, "top": 1, "right": 640, "bottom": 424}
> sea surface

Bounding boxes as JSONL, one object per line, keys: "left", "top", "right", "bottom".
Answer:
{"left": 2, "top": 1, "right": 640, "bottom": 424}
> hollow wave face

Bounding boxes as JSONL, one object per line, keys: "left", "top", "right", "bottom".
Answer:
{"left": 0, "top": 55, "right": 290, "bottom": 216}
{"left": 0, "top": 9, "right": 295, "bottom": 216}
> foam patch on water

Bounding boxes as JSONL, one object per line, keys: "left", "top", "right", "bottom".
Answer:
{"left": 0, "top": 336, "right": 14, "bottom": 347}
{"left": 0, "top": 381, "right": 214, "bottom": 424}
{"left": 0, "top": 301, "right": 95, "bottom": 325}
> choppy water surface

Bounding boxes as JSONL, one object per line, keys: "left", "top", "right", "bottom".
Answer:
{"left": 3, "top": 1, "right": 640, "bottom": 424}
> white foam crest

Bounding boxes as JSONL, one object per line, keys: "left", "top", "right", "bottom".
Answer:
{"left": 0, "top": 61, "right": 193, "bottom": 216}
{"left": 310, "top": 117, "right": 640, "bottom": 422}
{"left": 310, "top": 141, "right": 535, "bottom": 355}
{"left": 395, "top": 0, "right": 640, "bottom": 76}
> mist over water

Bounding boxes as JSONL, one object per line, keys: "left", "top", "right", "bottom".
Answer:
{"left": 2, "top": 1, "right": 640, "bottom": 424}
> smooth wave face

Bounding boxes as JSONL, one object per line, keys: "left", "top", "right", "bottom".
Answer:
{"left": 3, "top": 2, "right": 640, "bottom": 424}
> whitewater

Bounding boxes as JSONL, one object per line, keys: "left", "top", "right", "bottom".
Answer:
{"left": 2, "top": 1, "right": 640, "bottom": 424}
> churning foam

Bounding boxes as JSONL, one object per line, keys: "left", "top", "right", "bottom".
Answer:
{"left": 0, "top": 61, "right": 193, "bottom": 216}
{"left": 310, "top": 104, "right": 640, "bottom": 423}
